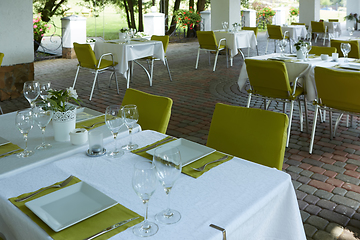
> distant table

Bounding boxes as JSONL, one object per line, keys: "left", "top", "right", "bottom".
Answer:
{"left": 308, "top": 22, "right": 342, "bottom": 38}
{"left": 94, "top": 40, "right": 165, "bottom": 88}
{"left": 281, "top": 25, "right": 308, "bottom": 41}
{"left": 214, "top": 30, "right": 257, "bottom": 66}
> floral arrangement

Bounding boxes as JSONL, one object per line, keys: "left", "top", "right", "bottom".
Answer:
{"left": 175, "top": 7, "right": 201, "bottom": 29}
{"left": 42, "top": 87, "right": 80, "bottom": 112}
{"left": 289, "top": 7, "right": 299, "bottom": 17}
{"left": 294, "top": 40, "right": 309, "bottom": 51}
{"left": 233, "top": 22, "right": 241, "bottom": 28}
{"left": 33, "top": 14, "right": 51, "bottom": 41}
{"left": 119, "top": 27, "right": 129, "bottom": 33}
{"left": 86, "top": 38, "right": 96, "bottom": 43}
{"left": 345, "top": 13, "right": 359, "bottom": 22}
{"left": 257, "top": 7, "right": 275, "bottom": 20}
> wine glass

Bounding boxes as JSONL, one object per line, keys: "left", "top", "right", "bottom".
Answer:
{"left": 105, "top": 105, "right": 124, "bottom": 158}
{"left": 39, "top": 82, "right": 51, "bottom": 100}
{"left": 348, "top": 27, "right": 355, "bottom": 38}
{"left": 122, "top": 104, "right": 139, "bottom": 151}
{"left": 222, "top": 21, "right": 228, "bottom": 30}
{"left": 341, "top": 43, "right": 351, "bottom": 62}
{"left": 278, "top": 39, "right": 287, "bottom": 57}
{"left": 23, "top": 81, "right": 40, "bottom": 108}
{"left": 132, "top": 160, "right": 159, "bottom": 237}
{"left": 33, "top": 102, "right": 53, "bottom": 150}
{"left": 305, "top": 41, "right": 312, "bottom": 61}
{"left": 15, "top": 109, "right": 34, "bottom": 158}
{"left": 153, "top": 146, "right": 182, "bottom": 224}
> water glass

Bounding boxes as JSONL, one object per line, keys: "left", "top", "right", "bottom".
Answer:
{"left": 39, "top": 82, "right": 51, "bottom": 100}
{"left": 88, "top": 130, "right": 103, "bottom": 154}
{"left": 305, "top": 41, "right": 312, "bottom": 61}
{"left": 348, "top": 27, "right": 355, "bottom": 37}
{"left": 23, "top": 81, "right": 40, "bottom": 108}
{"left": 105, "top": 105, "right": 124, "bottom": 158}
{"left": 15, "top": 109, "right": 34, "bottom": 158}
{"left": 341, "top": 43, "right": 351, "bottom": 62}
{"left": 122, "top": 104, "right": 139, "bottom": 151}
{"left": 278, "top": 39, "right": 287, "bottom": 57}
{"left": 33, "top": 102, "right": 53, "bottom": 150}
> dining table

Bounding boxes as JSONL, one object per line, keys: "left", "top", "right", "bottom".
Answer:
{"left": 238, "top": 53, "right": 358, "bottom": 102}
{"left": 0, "top": 127, "right": 306, "bottom": 240}
{"left": 308, "top": 21, "right": 342, "bottom": 38}
{"left": 94, "top": 39, "right": 165, "bottom": 88}
{"left": 214, "top": 30, "right": 257, "bottom": 66}
{"left": 281, "top": 25, "right": 308, "bottom": 42}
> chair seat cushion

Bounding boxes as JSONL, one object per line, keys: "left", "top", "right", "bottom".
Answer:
{"left": 96, "top": 59, "right": 117, "bottom": 69}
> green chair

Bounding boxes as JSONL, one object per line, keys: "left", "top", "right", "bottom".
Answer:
{"left": 242, "top": 27, "right": 259, "bottom": 55}
{"left": 0, "top": 53, "right": 4, "bottom": 66}
{"left": 309, "top": 46, "right": 337, "bottom": 56}
{"left": 245, "top": 58, "right": 308, "bottom": 147}
{"left": 73, "top": 42, "right": 119, "bottom": 101}
{"left": 309, "top": 67, "right": 360, "bottom": 154}
{"left": 330, "top": 39, "right": 360, "bottom": 59}
{"left": 195, "top": 31, "right": 228, "bottom": 72}
{"left": 207, "top": 103, "right": 289, "bottom": 170}
{"left": 310, "top": 21, "right": 328, "bottom": 45}
{"left": 121, "top": 88, "right": 173, "bottom": 134}
{"left": 328, "top": 19, "right": 339, "bottom": 22}
{"left": 291, "top": 22, "right": 306, "bottom": 25}
{"left": 266, "top": 24, "right": 290, "bottom": 54}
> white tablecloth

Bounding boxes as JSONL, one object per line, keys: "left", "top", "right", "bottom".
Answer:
{"left": 282, "top": 25, "right": 308, "bottom": 41}
{"left": 0, "top": 130, "right": 306, "bottom": 240}
{"left": 238, "top": 53, "right": 351, "bottom": 101}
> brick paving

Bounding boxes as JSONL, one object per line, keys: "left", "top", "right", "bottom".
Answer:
{"left": 2, "top": 29, "right": 360, "bottom": 239}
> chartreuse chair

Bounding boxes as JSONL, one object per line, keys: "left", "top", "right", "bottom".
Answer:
{"left": 291, "top": 22, "right": 305, "bottom": 25}
{"left": 195, "top": 31, "right": 228, "bottom": 72}
{"left": 207, "top": 103, "right": 288, "bottom": 170}
{"left": 309, "top": 46, "right": 337, "bottom": 56}
{"left": 0, "top": 52, "right": 3, "bottom": 114}
{"left": 328, "top": 19, "right": 339, "bottom": 22}
{"left": 245, "top": 59, "right": 309, "bottom": 147}
{"left": 266, "top": 24, "right": 290, "bottom": 54}
{"left": 73, "top": 42, "right": 119, "bottom": 101}
{"left": 121, "top": 88, "right": 173, "bottom": 134}
{"left": 309, "top": 67, "right": 360, "bottom": 154}
{"left": 310, "top": 21, "right": 328, "bottom": 45}
{"left": 330, "top": 39, "right": 360, "bottom": 59}
{"left": 242, "top": 27, "right": 259, "bottom": 55}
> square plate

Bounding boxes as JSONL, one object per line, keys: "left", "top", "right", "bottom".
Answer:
{"left": 340, "top": 63, "right": 360, "bottom": 71}
{"left": 146, "top": 138, "right": 216, "bottom": 166}
{"left": 0, "top": 136, "right": 10, "bottom": 147}
{"left": 25, "top": 182, "right": 117, "bottom": 232}
{"left": 76, "top": 108, "right": 104, "bottom": 123}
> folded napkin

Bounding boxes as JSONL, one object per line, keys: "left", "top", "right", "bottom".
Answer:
{"left": 9, "top": 176, "right": 143, "bottom": 240}
{"left": 76, "top": 115, "right": 106, "bottom": 130}
{"left": 267, "top": 58, "right": 298, "bottom": 63}
{"left": 0, "top": 143, "right": 22, "bottom": 158}
{"left": 131, "top": 136, "right": 177, "bottom": 159}
{"left": 334, "top": 64, "right": 360, "bottom": 71}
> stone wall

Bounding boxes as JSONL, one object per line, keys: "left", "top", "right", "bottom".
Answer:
{"left": 0, "top": 63, "right": 34, "bottom": 101}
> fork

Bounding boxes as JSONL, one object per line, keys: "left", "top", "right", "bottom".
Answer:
{"left": 81, "top": 121, "right": 104, "bottom": 129}
{"left": 191, "top": 155, "right": 229, "bottom": 172}
{"left": 15, "top": 175, "right": 74, "bottom": 202}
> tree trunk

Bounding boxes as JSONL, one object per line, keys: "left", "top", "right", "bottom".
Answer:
{"left": 138, "top": 0, "right": 143, "bottom": 32}
{"left": 187, "top": 0, "right": 195, "bottom": 38}
{"left": 41, "top": 0, "right": 68, "bottom": 22}
{"left": 123, "top": 0, "right": 131, "bottom": 28}
{"left": 166, "top": 0, "right": 181, "bottom": 35}
{"left": 127, "top": 0, "right": 136, "bottom": 29}
{"left": 197, "top": 0, "right": 206, "bottom": 13}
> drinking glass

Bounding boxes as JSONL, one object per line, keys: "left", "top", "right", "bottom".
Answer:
{"left": 305, "top": 41, "right": 312, "bottom": 61}
{"left": 222, "top": 21, "right": 228, "bottom": 30}
{"left": 105, "top": 105, "right": 124, "bottom": 158}
{"left": 278, "top": 39, "right": 287, "bottom": 57}
{"left": 132, "top": 160, "right": 159, "bottom": 237}
{"left": 33, "top": 102, "right": 53, "bottom": 150}
{"left": 122, "top": 104, "right": 139, "bottom": 151}
{"left": 153, "top": 146, "right": 182, "bottom": 224}
{"left": 15, "top": 109, "right": 34, "bottom": 158}
{"left": 341, "top": 43, "right": 351, "bottom": 62}
{"left": 39, "top": 82, "right": 51, "bottom": 100}
{"left": 23, "top": 81, "right": 40, "bottom": 108}
{"left": 348, "top": 27, "right": 355, "bottom": 38}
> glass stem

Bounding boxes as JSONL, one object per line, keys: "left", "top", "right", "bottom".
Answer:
{"left": 41, "top": 127, "right": 46, "bottom": 145}
{"left": 113, "top": 132, "right": 118, "bottom": 151}
{"left": 165, "top": 187, "right": 173, "bottom": 216}
{"left": 128, "top": 128, "right": 133, "bottom": 146}
{"left": 23, "top": 133, "right": 28, "bottom": 151}
{"left": 142, "top": 199, "right": 151, "bottom": 230}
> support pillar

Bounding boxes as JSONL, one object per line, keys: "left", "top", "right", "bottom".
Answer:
{"left": 210, "top": 0, "right": 241, "bottom": 30}
{"left": 299, "top": 0, "right": 320, "bottom": 26}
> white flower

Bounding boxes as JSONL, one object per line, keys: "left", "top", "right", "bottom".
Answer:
{"left": 120, "top": 27, "right": 129, "bottom": 33}
{"left": 67, "top": 87, "right": 78, "bottom": 99}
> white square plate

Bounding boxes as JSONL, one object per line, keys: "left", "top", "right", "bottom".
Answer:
{"left": 340, "top": 63, "right": 360, "bottom": 71}
{"left": 25, "top": 182, "right": 117, "bottom": 232}
{"left": 76, "top": 108, "right": 104, "bottom": 123}
{"left": 146, "top": 138, "right": 216, "bottom": 166}
{"left": 0, "top": 136, "right": 10, "bottom": 146}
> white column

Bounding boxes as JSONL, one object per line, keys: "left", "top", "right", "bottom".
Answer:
{"left": 210, "top": 0, "right": 241, "bottom": 30}
{"left": 299, "top": 0, "right": 320, "bottom": 26}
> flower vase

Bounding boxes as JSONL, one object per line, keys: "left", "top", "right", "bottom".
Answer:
{"left": 297, "top": 49, "right": 305, "bottom": 60}
{"left": 52, "top": 109, "right": 76, "bottom": 142}
{"left": 119, "top": 33, "right": 126, "bottom": 42}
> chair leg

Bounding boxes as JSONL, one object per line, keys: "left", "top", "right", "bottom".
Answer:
{"left": 334, "top": 113, "right": 343, "bottom": 139}
{"left": 149, "top": 59, "right": 154, "bottom": 86}
{"left": 346, "top": 114, "right": 350, "bottom": 127}
{"left": 113, "top": 69, "right": 119, "bottom": 94}
{"left": 246, "top": 94, "right": 252, "bottom": 108}
{"left": 225, "top": 48, "right": 229, "bottom": 68}
{"left": 256, "top": 45, "right": 259, "bottom": 56}
{"left": 274, "top": 40, "right": 277, "bottom": 53}
{"left": 165, "top": 58, "right": 172, "bottom": 81}
{"left": 330, "top": 111, "right": 333, "bottom": 139}
{"left": 304, "top": 97, "right": 309, "bottom": 133}
{"left": 89, "top": 70, "right": 99, "bottom": 101}
{"left": 213, "top": 50, "right": 220, "bottom": 72}
{"left": 195, "top": 48, "right": 200, "bottom": 69}
{"left": 265, "top": 39, "right": 269, "bottom": 54}
{"left": 0, "top": 106, "right": 3, "bottom": 114}
{"left": 286, "top": 101, "right": 295, "bottom": 147}
{"left": 73, "top": 66, "right": 81, "bottom": 88}
{"left": 309, "top": 105, "right": 319, "bottom": 154}
{"left": 297, "top": 99, "right": 303, "bottom": 132}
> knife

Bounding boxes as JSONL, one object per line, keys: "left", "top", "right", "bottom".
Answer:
{"left": 133, "top": 137, "right": 176, "bottom": 153}
{"left": 83, "top": 217, "right": 139, "bottom": 240}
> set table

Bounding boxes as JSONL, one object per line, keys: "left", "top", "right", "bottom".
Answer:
{"left": 281, "top": 25, "right": 308, "bottom": 42}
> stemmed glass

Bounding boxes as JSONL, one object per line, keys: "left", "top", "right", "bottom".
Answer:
{"left": 105, "top": 105, "right": 124, "bottom": 158}
{"left": 304, "top": 41, "right": 312, "bottom": 61}
{"left": 39, "top": 82, "right": 51, "bottom": 100}
{"left": 23, "top": 81, "right": 40, "bottom": 108}
{"left": 348, "top": 27, "right": 355, "bottom": 38}
{"left": 222, "top": 22, "right": 228, "bottom": 30}
{"left": 15, "top": 109, "right": 34, "bottom": 158}
{"left": 132, "top": 160, "right": 159, "bottom": 237}
{"left": 341, "top": 43, "right": 351, "bottom": 63}
{"left": 122, "top": 104, "right": 139, "bottom": 151}
{"left": 153, "top": 146, "right": 182, "bottom": 224}
{"left": 278, "top": 39, "right": 287, "bottom": 57}
{"left": 33, "top": 102, "right": 53, "bottom": 150}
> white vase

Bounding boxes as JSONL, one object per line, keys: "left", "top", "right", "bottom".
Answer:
{"left": 119, "top": 32, "right": 126, "bottom": 42}
{"left": 52, "top": 109, "right": 76, "bottom": 142}
{"left": 297, "top": 49, "right": 305, "bottom": 59}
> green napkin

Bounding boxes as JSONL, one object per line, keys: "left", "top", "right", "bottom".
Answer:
{"left": 76, "top": 115, "right": 106, "bottom": 130}
{"left": 333, "top": 64, "right": 360, "bottom": 71}
{"left": 131, "top": 136, "right": 177, "bottom": 159}
{"left": 9, "top": 176, "right": 143, "bottom": 240}
{"left": 267, "top": 58, "right": 299, "bottom": 63}
{"left": 0, "top": 143, "right": 22, "bottom": 158}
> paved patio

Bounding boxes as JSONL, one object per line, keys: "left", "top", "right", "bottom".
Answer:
{"left": 2, "top": 26, "right": 360, "bottom": 239}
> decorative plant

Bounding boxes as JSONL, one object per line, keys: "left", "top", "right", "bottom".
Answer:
{"left": 33, "top": 14, "right": 51, "bottom": 50}
{"left": 289, "top": 7, "right": 299, "bottom": 17}
{"left": 345, "top": 13, "right": 358, "bottom": 22}
{"left": 256, "top": 6, "right": 275, "bottom": 29}
{"left": 294, "top": 40, "right": 308, "bottom": 51}
{"left": 119, "top": 27, "right": 129, "bottom": 33}
{"left": 175, "top": 7, "right": 201, "bottom": 29}
{"left": 233, "top": 22, "right": 241, "bottom": 28}
{"left": 42, "top": 87, "right": 81, "bottom": 112}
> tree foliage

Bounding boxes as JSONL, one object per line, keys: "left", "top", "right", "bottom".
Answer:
{"left": 33, "top": 0, "right": 69, "bottom": 22}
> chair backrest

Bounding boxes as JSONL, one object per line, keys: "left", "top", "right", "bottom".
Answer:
{"left": 151, "top": 35, "right": 170, "bottom": 53}
{"left": 242, "top": 27, "right": 258, "bottom": 37}
{"left": 196, "top": 31, "right": 218, "bottom": 50}
{"left": 0, "top": 53, "right": 4, "bottom": 66}
{"left": 328, "top": 19, "right": 339, "bottom": 22}
{"left": 309, "top": 46, "right": 337, "bottom": 56}
{"left": 330, "top": 39, "right": 360, "bottom": 59}
{"left": 121, "top": 88, "right": 173, "bottom": 134}
{"left": 266, "top": 24, "right": 284, "bottom": 40}
{"left": 291, "top": 22, "right": 306, "bottom": 25}
{"left": 314, "top": 67, "right": 360, "bottom": 113}
{"left": 73, "top": 42, "right": 98, "bottom": 69}
{"left": 311, "top": 21, "right": 326, "bottom": 33}
{"left": 207, "top": 103, "right": 289, "bottom": 170}
{"left": 245, "top": 59, "right": 292, "bottom": 99}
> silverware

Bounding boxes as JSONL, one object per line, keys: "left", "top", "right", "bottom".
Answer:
{"left": 0, "top": 148, "right": 22, "bottom": 158}
{"left": 81, "top": 121, "right": 104, "bottom": 129}
{"left": 191, "top": 155, "right": 229, "bottom": 172}
{"left": 15, "top": 175, "right": 74, "bottom": 202}
{"left": 133, "top": 137, "right": 176, "bottom": 153}
{"left": 83, "top": 217, "right": 139, "bottom": 240}
{"left": 209, "top": 224, "right": 227, "bottom": 240}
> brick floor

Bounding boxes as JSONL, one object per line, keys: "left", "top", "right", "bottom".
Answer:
{"left": 2, "top": 30, "right": 360, "bottom": 239}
